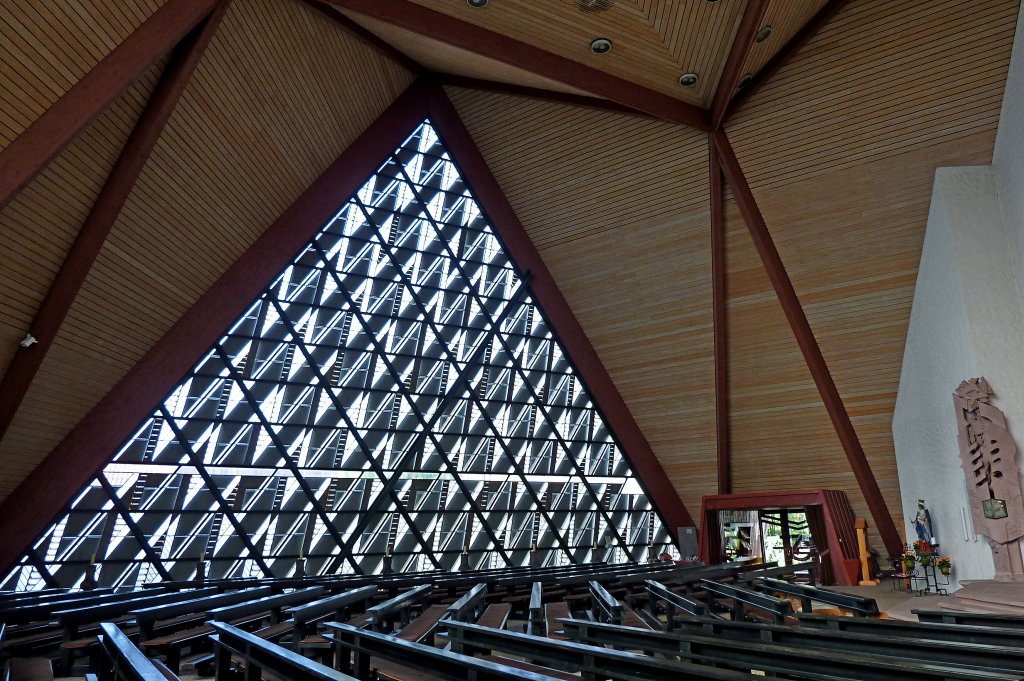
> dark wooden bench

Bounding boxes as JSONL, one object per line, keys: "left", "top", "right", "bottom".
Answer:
{"left": 1, "top": 587, "right": 171, "bottom": 628}
{"left": 366, "top": 584, "right": 432, "bottom": 634}
{"left": 645, "top": 578, "right": 712, "bottom": 629}
{"left": 699, "top": 578, "right": 793, "bottom": 624}
{"left": 96, "top": 622, "right": 177, "bottom": 681}
{"left": 913, "top": 610, "right": 1024, "bottom": 630}
{"left": 133, "top": 587, "right": 271, "bottom": 641}
{"left": 476, "top": 603, "right": 511, "bottom": 630}
{"left": 438, "top": 618, "right": 757, "bottom": 681}
{"left": 207, "top": 585, "right": 324, "bottom": 624}
{"left": 527, "top": 581, "right": 544, "bottom": 636}
{"left": 209, "top": 621, "right": 355, "bottom": 681}
{"left": 661, "top": 611, "right": 1024, "bottom": 673}
{"left": 444, "top": 583, "right": 488, "bottom": 623}
{"left": 557, "top": 618, "right": 1024, "bottom": 681}
{"left": 543, "top": 601, "right": 569, "bottom": 640}
{"left": 286, "top": 584, "right": 377, "bottom": 652}
{"left": 755, "top": 577, "right": 880, "bottom": 616}
{"left": 327, "top": 621, "right": 577, "bottom": 681}
{"left": 397, "top": 604, "right": 447, "bottom": 643}
{"left": 587, "top": 580, "right": 623, "bottom": 624}
{"left": 798, "top": 612, "right": 1024, "bottom": 647}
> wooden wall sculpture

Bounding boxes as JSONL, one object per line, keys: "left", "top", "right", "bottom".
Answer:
{"left": 954, "top": 377, "right": 1024, "bottom": 580}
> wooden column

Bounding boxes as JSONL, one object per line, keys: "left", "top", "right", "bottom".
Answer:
{"left": 0, "top": 2, "right": 230, "bottom": 445}
{"left": 711, "top": 129, "right": 902, "bottom": 557}
{"left": 710, "top": 146, "right": 729, "bottom": 494}
{"left": 0, "top": 0, "right": 222, "bottom": 210}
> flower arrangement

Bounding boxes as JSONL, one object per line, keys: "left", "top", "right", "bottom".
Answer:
{"left": 937, "top": 556, "right": 952, "bottom": 575}
{"left": 913, "top": 539, "right": 934, "bottom": 556}
{"left": 901, "top": 551, "right": 916, "bottom": 572}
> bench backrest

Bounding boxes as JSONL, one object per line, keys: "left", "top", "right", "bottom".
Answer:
{"left": 131, "top": 586, "right": 272, "bottom": 623}
{"left": 913, "top": 610, "right": 1024, "bottom": 630}
{"left": 798, "top": 613, "right": 1024, "bottom": 647}
{"left": 98, "top": 622, "right": 177, "bottom": 681}
{"left": 366, "top": 583, "right": 431, "bottom": 626}
{"left": 446, "top": 583, "right": 488, "bottom": 622}
{"left": 55, "top": 587, "right": 220, "bottom": 626}
{"left": 207, "top": 586, "right": 324, "bottom": 622}
{"left": 587, "top": 581, "right": 623, "bottom": 624}
{"left": 757, "top": 577, "right": 878, "bottom": 614}
{"left": 700, "top": 579, "right": 793, "bottom": 623}
{"left": 287, "top": 585, "right": 378, "bottom": 624}
{"left": 1, "top": 586, "right": 170, "bottom": 623}
{"left": 645, "top": 579, "right": 710, "bottom": 619}
{"left": 211, "top": 621, "right": 355, "bottom": 681}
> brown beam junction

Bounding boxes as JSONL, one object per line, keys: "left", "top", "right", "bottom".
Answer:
{"left": 0, "top": 0, "right": 222, "bottom": 210}
{"left": 318, "top": 0, "right": 710, "bottom": 131}
{"left": 0, "top": 2, "right": 230, "bottom": 446}
{"left": 710, "top": 0, "right": 771, "bottom": 129}
{"left": 298, "top": 0, "right": 425, "bottom": 75}
{"left": 726, "top": 0, "right": 853, "bottom": 121}
{"left": 711, "top": 129, "right": 902, "bottom": 557}
{"left": 710, "top": 146, "right": 729, "bottom": 495}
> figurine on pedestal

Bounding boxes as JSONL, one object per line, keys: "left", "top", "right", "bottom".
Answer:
{"left": 912, "top": 499, "right": 934, "bottom": 544}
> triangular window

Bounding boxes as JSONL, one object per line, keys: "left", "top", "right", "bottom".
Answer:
{"left": 2, "top": 120, "right": 675, "bottom": 590}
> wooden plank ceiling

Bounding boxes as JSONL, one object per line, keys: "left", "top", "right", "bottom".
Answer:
{"left": 0, "top": 0, "right": 1019, "bottom": 551}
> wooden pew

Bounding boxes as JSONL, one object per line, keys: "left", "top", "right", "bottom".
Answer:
{"left": 699, "top": 579, "right": 793, "bottom": 624}
{"left": 755, "top": 577, "right": 879, "bottom": 616}
{"left": 133, "top": 587, "right": 271, "bottom": 641}
{"left": 55, "top": 588, "right": 220, "bottom": 674}
{"left": 2, "top": 588, "right": 170, "bottom": 627}
{"left": 797, "top": 613, "right": 1024, "bottom": 647}
{"left": 286, "top": 584, "right": 377, "bottom": 652}
{"left": 209, "top": 622, "right": 354, "bottom": 681}
{"left": 475, "top": 603, "right": 511, "bottom": 630}
{"left": 327, "top": 621, "right": 581, "bottom": 681}
{"left": 96, "top": 622, "right": 177, "bottom": 681}
{"left": 556, "top": 618, "right": 1024, "bottom": 681}
{"left": 645, "top": 579, "right": 712, "bottom": 629}
{"left": 587, "top": 581, "right": 623, "bottom": 625}
{"left": 366, "top": 584, "right": 432, "bottom": 634}
{"left": 444, "top": 583, "right": 488, "bottom": 623}
{"left": 655, "top": 612, "right": 1024, "bottom": 673}
{"left": 913, "top": 610, "right": 1024, "bottom": 630}
{"left": 438, "top": 619, "right": 758, "bottom": 681}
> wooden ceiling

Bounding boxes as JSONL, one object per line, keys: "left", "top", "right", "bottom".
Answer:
{"left": 0, "top": 0, "right": 1019, "bottom": 556}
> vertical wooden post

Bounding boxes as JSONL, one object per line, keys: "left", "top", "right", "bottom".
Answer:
{"left": 711, "top": 146, "right": 729, "bottom": 495}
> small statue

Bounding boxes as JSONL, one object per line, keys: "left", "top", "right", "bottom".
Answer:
{"left": 912, "top": 499, "right": 934, "bottom": 543}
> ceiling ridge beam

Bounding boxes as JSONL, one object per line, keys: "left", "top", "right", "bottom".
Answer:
{"left": 726, "top": 0, "right": 854, "bottom": 122}
{"left": 710, "top": 0, "right": 771, "bottom": 129}
{"left": 711, "top": 129, "right": 902, "bottom": 557}
{"left": 0, "top": 79, "right": 436, "bottom": 579}
{"left": 437, "top": 74, "right": 659, "bottom": 121}
{"left": 298, "top": 0, "right": 425, "bottom": 76}
{"left": 424, "top": 81, "right": 697, "bottom": 534}
{"left": 319, "top": 0, "right": 710, "bottom": 131}
{"left": 0, "top": 1, "right": 231, "bottom": 450}
{"left": 709, "top": 145, "right": 729, "bottom": 495}
{"left": 0, "top": 0, "right": 222, "bottom": 211}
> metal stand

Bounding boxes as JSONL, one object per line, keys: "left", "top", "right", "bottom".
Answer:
{"left": 910, "top": 561, "right": 950, "bottom": 596}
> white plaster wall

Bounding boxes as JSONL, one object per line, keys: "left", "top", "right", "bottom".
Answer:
{"left": 994, "top": 0, "right": 1024, "bottom": 301}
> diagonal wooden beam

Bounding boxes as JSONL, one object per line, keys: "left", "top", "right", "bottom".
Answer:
{"left": 711, "top": 129, "right": 902, "bottom": 557}
{"left": 438, "top": 74, "right": 657, "bottom": 120}
{"left": 319, "top": 0, "right": 710, "bottom": 131}
{"left": 709, "top": 146, "right": 729, "bottom": 495}
{"left": 710, "top": 0, "right": 771, "bottom": 129}
{"left": 0, "top": 0, "right": 222, "bottom": 211}
{"left": 297, "top": 0, "right": 425, "bottom": 75}
{"left": 425, "top": 81, "right": 697, "bottom": 535}
{"left": 0, "top": 79, "right": 435, "bottom": 578}
{"left": 726, "top": 0, "right": 853, "bottom": 121}
{"left": 0, "top": 2, "right": 230, "bottom": 447}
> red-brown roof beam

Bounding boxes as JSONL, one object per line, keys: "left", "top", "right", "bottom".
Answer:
{"left": 0, "top": 2, "right": 231, "bottom": 447}
{"left": 0, "top": 0, "right": 223, "bottom": 211}
{"left": 710, "top": 0, "right": 771, "bottom": 129}
{"left": 318, "top": 0, "right": 711, "bottom": 131}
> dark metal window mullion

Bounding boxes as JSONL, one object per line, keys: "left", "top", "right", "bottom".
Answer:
{"left": 98, "top": 475, "right": 172, "bottom": 580}
{"left": 157, "top": 405, "right": 273, "bottom": 576}
{"left": 388, "top": 162, "right": 635, "bottom": 561}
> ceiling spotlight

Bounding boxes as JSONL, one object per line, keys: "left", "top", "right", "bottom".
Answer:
{"left": 590, "top": 38, "right": 612, "bottom": 54}
{"left": 755, "top": 25, "right": 773, "bottom": 43}
{"left": 467, "top": 0, "right": 488, "bottom": 6}
{"left": 737, "top": 74, "right": 753, "bottom": 91}
{"left": 678, "top": 73, "right": 698, "bottom": 87}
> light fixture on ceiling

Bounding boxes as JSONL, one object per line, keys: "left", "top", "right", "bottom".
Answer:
{"left": 678, "top": 72, "right": 699, "bottom": 87}
{"left": 755, "top": 25, "right": 773, "bottom": 43}
{"left": 467, "top": 0, "right": 488, "bottom": 7}
{"left": 590, "top": 38, "right": 612, "bottom": 54}
{"left": 577, "top": 0, "right": 614, "bottom": 11}
{"left": 737, "top": 74, "right": 753, "bottom": 91}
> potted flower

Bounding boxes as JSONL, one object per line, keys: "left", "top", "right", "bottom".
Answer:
{"left": 913, "top": 539, "right": 934, "bottom": 556}
{"left": 937, "top": 556, "right": 952, "bottom": 576}
{"left": 902, "top": 551, "right": 916, "bottom": 572}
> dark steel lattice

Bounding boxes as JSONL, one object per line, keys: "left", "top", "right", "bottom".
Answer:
{"left": 1, "top": 121, "right": 676, "bottom": 591}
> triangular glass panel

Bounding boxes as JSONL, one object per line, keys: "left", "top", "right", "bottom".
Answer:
{"left": 2, "top": 120, "right": 677, "bottom": 590}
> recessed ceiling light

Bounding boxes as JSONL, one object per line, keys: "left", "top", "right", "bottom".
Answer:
{"left": 678, "top": 73, "right": 699, "bottom": 87}
{"left": 755, "top": 25, "right": 773, "bottom": 43}
{"left": 467, "top": 0, "right": 488, "bottom": 6}
{"left": 590, "top": 38, "right": 612, "bottom": 54}
{"left": 737, "top": 74, "right": 753, "bottom": 91}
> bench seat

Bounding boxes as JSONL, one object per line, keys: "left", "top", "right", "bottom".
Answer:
{"left": 544, "top": 603, "right": 569, "bottom": 640}
{"left": 7, "top": 657, "right": 53, "bottom": 681}
{"left": 369, "top": 658, "right": 444, "bottom": 681}
{"left": 478, "top": 655, "right": 578, "bottom": 681}
{"left": 476, "top": 603, "right": 511, "bottom": 630}
{"left": 397, "top": 604, "right": 447, "bottom": 643}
